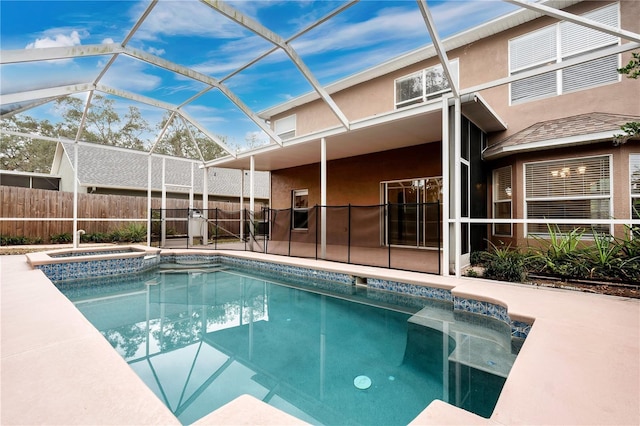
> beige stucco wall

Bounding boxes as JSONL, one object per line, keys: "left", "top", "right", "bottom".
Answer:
{"left": 272, "top": 1, "right": 639, "bottom": 142}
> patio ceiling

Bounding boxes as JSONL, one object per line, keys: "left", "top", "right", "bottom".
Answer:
{"left": 208, "top": 93, "right": 506, "bottom": 171}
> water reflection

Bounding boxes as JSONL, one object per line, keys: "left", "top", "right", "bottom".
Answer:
{"left": 65, "top": 266, "right": 515, "bottom": 425}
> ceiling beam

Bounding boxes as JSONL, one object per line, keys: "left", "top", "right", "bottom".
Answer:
{"left": 214, "top": 82, "right": 283, "bottom": 146}
{"left": 148, "top": 111, "right": 177, "bottom": 155}
{"left": 0, "top": 97, "right": 60, "bottom": 118}
{"left": 96, "top": 84, "right": 177, "bottom": 111}
{"left": 200, "top": 0, "right": 351, "bottom": 130}
{"left": 218, "top": 1, "right": 358, "bottom": 84}
{"left": 0, "top": 83, "right": 94, "bottom": 104}
{"left": 416, "top": 0, "right": 458, "bottom": 98}
{"left": 0, "top": 44, "right": 124, "bottom": 65}
{"left": 122, "top": 46, "right": 281, "bottom": 145}
{"left": 179, "top": 115, "right": 206, "bottom": 162}
{"left": 178, "top": 110, "right": 237, "bottom": 159}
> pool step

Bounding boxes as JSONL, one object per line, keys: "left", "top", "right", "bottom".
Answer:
{"left": 158, "top": 263, "right": 228, "bottom": 274}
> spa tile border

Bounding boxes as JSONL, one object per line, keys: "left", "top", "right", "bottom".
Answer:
{"left": 35, "top": 255, "right": 160, "bottom": 282}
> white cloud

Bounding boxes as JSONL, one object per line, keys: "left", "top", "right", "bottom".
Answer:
{"left": 100, "top": 59, "right": 163, "bottom": 92}
{"left": 147, "top": 46, "right": 166, "bottom": 56}
{"left": 131, "top": 0, "right": 245, "bottom": 41}
{"left": 102, "top": 38, "right": 115, "bottom": 44}
{"left": 26, "top": 30, "right": 83, "bottom": 49}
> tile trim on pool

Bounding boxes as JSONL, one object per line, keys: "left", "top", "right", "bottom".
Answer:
{"left": 30, "top": 249, "right": 533, "bottom": 339}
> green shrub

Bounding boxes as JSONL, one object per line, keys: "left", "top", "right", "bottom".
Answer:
{"left": 470, "top": 250, "right": 491, "bottom": 266}
{"left": 0, "top": 235, "right": 32, "bottom": 245}
{"left": 81, "top": 232, "right": 112, "bottom": 243}
{"left": 528, "top": 225, "right": 589, "bottom": 279}
{"left": 465, "top": 268, "right": 479, "bottom": 278}
{"left": 49, "top": 233, "right": 72, "bottom": 244}
{"left": 483, "top": 241, "right": 527, "bottom": 283}
{"left": 116, "top": 223, "right": 147, "bottom": 243}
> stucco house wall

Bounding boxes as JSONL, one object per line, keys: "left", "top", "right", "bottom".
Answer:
{"left": 264, "top": 0, "right": 638, "bottom": 264}
{"left": 269, "top": 1, "right": 639, "bottom": 143}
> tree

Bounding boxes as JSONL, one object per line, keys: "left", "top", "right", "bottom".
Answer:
{"left": 614, "top": 52, "right": 640, "bottom": 145}
{"left": 0, "top": 115, "right": 57, "bottom": 172}
{"left": 152, "top": 112, "right": 226, "bottom": 161}
{"left": 53, "top": 95, "right": 150, "bottom": 149}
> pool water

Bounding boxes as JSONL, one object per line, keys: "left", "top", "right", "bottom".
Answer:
{"left": 59, "top": 263, "right": 515, "bottom": 425}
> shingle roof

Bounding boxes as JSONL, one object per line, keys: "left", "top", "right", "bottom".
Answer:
{"left": 483, "top": 112, "right": 639, "bottom": 160}
{"left": 57, "top": 142, "right": 269, "bottom": 199}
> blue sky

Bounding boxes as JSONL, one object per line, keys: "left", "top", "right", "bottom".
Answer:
{"left": 1, "top": 0, "right": 517, "bottom": 151}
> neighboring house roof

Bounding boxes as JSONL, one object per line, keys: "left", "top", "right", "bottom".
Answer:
{"left": 51, "top": 142, "right": 269, "bottom": 199}
{"left": 482, "top": 113, "right": 639, "bottom": 160}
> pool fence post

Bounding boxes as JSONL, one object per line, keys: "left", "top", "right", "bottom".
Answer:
{"left": 315, "top": 205, "right": 318, "bottom": 260}
{"left": 288, "top": 207, "right": 292, "bottom": 257}
{"left": 388, "top": 203, "right": 391, "bottom": 269}
{"left": 347, "top": 204, "right": 351, "bottom": 264}
{"left": 437, "top": 202, "right": 441, "bottom": 275}
{"left": 263, "top": 207, "right": 268, "bottom": 254}
{"left": 215, "top": 208, "right": 219, "bottom": 250}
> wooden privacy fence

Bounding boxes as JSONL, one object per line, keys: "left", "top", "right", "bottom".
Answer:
{"left": 0, "top": 186, "right": 247, "bottom": 241}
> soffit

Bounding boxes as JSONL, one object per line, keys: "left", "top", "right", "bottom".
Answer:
{"left": 214, "top": 95, "right": 507, "bottom": 171}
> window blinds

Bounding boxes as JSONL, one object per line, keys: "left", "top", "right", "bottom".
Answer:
{"left": 560, "top": 4, "right": 619, "bottom": 57}
{"left": 510, "top": 26, "right": 557, "bottom": 72}
{"left": 526, "top": 156, "right": 610, "bottom": 199}
{"left": 630, "top": 154, "right": 640, "bottom": 196}
{"left": 509, "top": 3, "right": 619, "bottom": 103}
{"left": 494, "top": 167, "right": 512, "bottom": 202}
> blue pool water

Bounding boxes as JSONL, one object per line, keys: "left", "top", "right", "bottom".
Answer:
{"left": 58, "top": 263, "right": 515, "bottom": 425}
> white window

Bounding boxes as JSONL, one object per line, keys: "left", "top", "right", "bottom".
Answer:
{"left": 493, "top": 167, "right": 512, "bottom": 236}
{"left": 631, "top": 155, "right": 640, "bottom": 220}
{"left": 292, "top": 189, "right": 308, "bottom": 230}
{"left": 275, "top": 115, "right": 296, "bottom": 140}
{"left": 525, "top": 155, "right": 611, "bottom": 235}
{"left": 509, "top": 3, "right": 619, "bottom": 104}
{"left": 395, "top": 60, "right": 459, "bottom": 108}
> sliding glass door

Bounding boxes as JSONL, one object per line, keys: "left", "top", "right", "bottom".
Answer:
{"left": 383, "top": 177, "right": 442, "bottom": 248}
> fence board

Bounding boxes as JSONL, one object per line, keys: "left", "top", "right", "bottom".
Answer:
{"left": 0, "top": 186, "right": 250, "bottom": 242}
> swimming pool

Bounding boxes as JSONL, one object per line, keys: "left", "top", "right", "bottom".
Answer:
{"left": 58, "top": 261, "right": 518, "bottom": 425}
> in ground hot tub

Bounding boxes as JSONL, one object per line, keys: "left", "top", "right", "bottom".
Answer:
{"left": 26, "top": 245, "right": 161, "bottom": 282}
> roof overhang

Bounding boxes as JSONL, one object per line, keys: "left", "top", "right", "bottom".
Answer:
{"left": 482, "top": 130, "right": 616, "bottom": 160}
{"left": 210, "top": 94, "right": 506, "bottom": 171}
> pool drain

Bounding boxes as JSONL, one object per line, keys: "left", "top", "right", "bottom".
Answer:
{"left": 354, "top": 375, "right": 372, "bottom": 390}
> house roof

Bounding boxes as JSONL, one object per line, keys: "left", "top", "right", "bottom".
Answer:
{"left": 482, "top": 112, "right": 640, "bottom": 160}
{"left": 52, "top": 142, "right": 269, "bottom": 199}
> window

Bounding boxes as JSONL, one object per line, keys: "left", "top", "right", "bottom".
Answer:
{"left": 525, "top": 156, "right": 611, "bottom": 235}
{"left": 395, "top": 60, "right": 459, "bottom": 108}
{"left": 292, "top": 189, "right": 308, "bottom": 230}
{"left": 631, "top": 155, "right": 640, "bottom": 220}
{"left": 275, "top": 115, "right": 296, "bottom": 140}
{"left": 509, "top": 3, "right": 619, "bottom": 103}
{"left": 493, "top": 167, "right": 512, "bottom": 236}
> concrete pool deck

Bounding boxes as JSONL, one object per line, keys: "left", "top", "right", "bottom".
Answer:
{"left": 1, "top": 251, "right": 638, "bottom": 425}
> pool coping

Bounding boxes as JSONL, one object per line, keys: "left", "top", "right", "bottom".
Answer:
{"left": 2, "top": 249, "right": 639, "bottom": 425}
